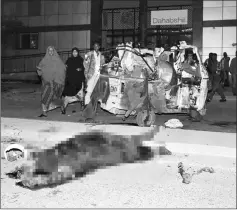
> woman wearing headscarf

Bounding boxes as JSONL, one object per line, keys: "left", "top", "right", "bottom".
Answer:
{"left": 61, "top": 47, "right": 86, "bottom": 114}
{"left": 36, "top": 46, "right": 66, "bottom": 117}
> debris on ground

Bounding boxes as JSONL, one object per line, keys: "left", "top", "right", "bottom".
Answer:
{"left": 4, "top": 144, "right": 27, "bottom": 162}
{"left": 178, "top": 162, "right": 215, "bottom": 184}
{"left": 6, "top": 165, "right": 24, "bottom": 179}
{"left": 164, "top": 119, "right": 184, "bottom": 129}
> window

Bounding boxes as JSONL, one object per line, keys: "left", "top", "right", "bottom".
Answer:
{"left": 203, "top": 7, "right": 223, "bottom": 21}
{"left": 146, "top": 28, "right": 193, "bottom": 48}
{"left": 223, "top": 6, "right": 236, "bottom": 20}
{"left": 203, "top": 1, "right": 223, "bottom": 8}
{"left": 16, "top": 33, "right": 39, "bottom": 50}
{"left": 203, "top": 1, "right": 236, "bottom": 21}
{"left": 28, "top": 0, "right": 41, "bottom": 16}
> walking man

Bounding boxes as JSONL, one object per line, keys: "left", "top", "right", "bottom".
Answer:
{"left": 207, "top": 53, "right": 227, "bottom": 102}
{"left": 220, "top": 52, "right": 230, "bottom": 87}
{"left": 83, "top": 42, "right": 105, "bottom": 106}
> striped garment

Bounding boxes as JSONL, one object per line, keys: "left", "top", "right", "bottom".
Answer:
{"left": 41, "top": 81, "right": 64, "bottom": 111}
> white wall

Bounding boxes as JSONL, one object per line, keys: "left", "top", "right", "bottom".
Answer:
{"left": 202, "top": 1, "right": 237, "bottom": 61}
{"left": 203, "top": 27, "right": 236, "bottom": 61}
{"left": 41, "top": 30, "right": 90, "bottom": 52}
{"left": 203, "top": 0, "right": 236, "bottom": 21}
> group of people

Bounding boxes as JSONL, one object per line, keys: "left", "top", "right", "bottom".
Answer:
{"left": 36, "top": 42, "right": 236, "bottom": 117}
{"left": 36, "top": 42, "right": 105, "bottom": 117}
{"left": 204, "top": 51, "right": 236, "bottom": 103}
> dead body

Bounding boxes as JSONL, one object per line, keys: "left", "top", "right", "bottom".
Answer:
{"left": 8, "top": 128, "right": 158, "bottom": 189}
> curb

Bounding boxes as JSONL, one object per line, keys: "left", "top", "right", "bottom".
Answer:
{"left": 2, "top": 88, "right": 41, "bottom": 94}
{"left": 142, "top": 141, "right": 236, "bottom": 158}
{"left": 1, "top": 117, "right": 236, "bottom": 159}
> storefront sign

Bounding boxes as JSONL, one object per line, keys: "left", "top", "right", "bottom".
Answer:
{"left": 151, "top": 9, "right": 188, "bottom": 25}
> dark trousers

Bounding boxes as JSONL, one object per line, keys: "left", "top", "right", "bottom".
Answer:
{"left": 208, "top": 74, "right": 226, "bottom": 100}
{"left": 220, "top": 70, "right": 230, "bottom": 87}
{"left": 231, "top": 74, "right": 236, "bottom": 95}
{"left": 225, "top": 71, "right": 230, "bottom": 86}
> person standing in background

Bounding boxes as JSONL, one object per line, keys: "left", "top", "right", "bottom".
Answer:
{"left": 220, "top": 52, "right": 230, "bottom": 87}
{"left": 36, "top": 46, "right": 66, "bottom": 117}
{"left": 206, "top": 53, "right": 227, "bottom": 102}
{"left": 230, "top": 51, "right": 236, "bottom": 96}
{"left": 62, "top": 47, "right": 86, "bottom": 114}
{"left": 83, "top": 42, "right": 105, "bottom": 106}
{"left": 204, "top": 52, "right": 214, "bottom": 91}
{"left": 204, "top": 53, "right": 213, "bottom": 77}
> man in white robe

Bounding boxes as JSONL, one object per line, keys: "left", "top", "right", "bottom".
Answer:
{"left": 84, "top": 42, "right": 105, "bottom": 105}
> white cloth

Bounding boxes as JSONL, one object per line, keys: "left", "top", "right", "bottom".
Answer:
{"left": 84, "top": 51, "right": 101, "bottom": 105}
{"left": 164, "top": 119, "right": 183, "bottom": 128}
{"left": 94, "top": 51, "right": 101, "bottom": 71}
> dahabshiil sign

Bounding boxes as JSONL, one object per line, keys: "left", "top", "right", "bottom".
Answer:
{"left": 151, "top": 9, "right": 188, "bottom": 25}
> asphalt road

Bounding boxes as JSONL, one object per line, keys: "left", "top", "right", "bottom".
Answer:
{"left": 1, "top": 81, "right": 236, "bottom": 133}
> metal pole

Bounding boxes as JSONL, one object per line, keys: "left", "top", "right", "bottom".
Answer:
{"left": 112, "top": 9, "right": 114, "bottom": 47}
{"left": 139, "top": 0, "right": 148, "bottom": 48}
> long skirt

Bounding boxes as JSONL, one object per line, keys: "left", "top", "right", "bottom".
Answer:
{"left": 41, "top": 81, "right": 64, "bottom": 112}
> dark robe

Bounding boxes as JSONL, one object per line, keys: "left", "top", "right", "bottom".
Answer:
{"left": 62, "top": 49, "right": 85, "bottom": 97}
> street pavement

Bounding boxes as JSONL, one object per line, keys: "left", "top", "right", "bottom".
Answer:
{"left": 1, "top": 117, "right": 236, "bottom": 158}
{"left": 1, "top": 145, "right": 236, "bottom": 208}
{"left": 1, "top": 81, "right": 236, "bottom": 133}
{"left": 1, "top": 81, "right": 236, "bottom": 208}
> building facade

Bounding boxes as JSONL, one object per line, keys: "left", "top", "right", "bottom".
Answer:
{"left": 202, "top": 1, "right": 236, "bottom": 60}
{"left": 1, "top": 0, "right": 236, "bottom": 61}
{"left": 102, "top": 0, "right": 195, "bottom": 50}
{"left": 2, "top": 0, "right": 94, "bottom": 57}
